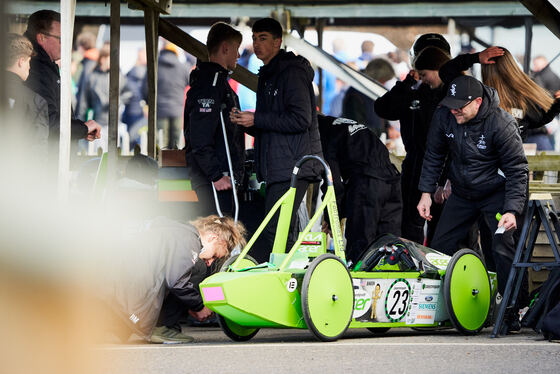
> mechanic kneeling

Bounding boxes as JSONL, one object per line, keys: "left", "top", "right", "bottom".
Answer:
{"left": 105, "top": 215, "right": 246, "bottom": 344}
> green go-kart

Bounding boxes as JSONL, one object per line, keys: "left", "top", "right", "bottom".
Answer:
{"left": 200, "top": 155, "right": 497, "bottom": 341}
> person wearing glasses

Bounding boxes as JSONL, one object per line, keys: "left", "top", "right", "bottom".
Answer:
{"left": 24, "top": 10, "right": 101, "bottom": 170}
{"left": 417, "top": 75, "right": 528, "bottom": 332}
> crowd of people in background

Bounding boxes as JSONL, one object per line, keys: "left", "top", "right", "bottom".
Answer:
{"left": 5, "top": 9, "right": 560, "bottom": 344}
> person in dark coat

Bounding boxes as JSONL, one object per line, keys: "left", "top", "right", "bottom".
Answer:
{"left": 230, "top": 18, "right": 323, "bottom": 262}
{"left": 342, "top": 58, "right": 396, "bottom": 137}
{"left": 143, "top": 42, "right": 190, "bottom": 149}
{"left": 23, "top": 10, "right": 101, "bottom": 166}
{"left": 318, "top": 115, "right": 402, "bottom": 264}
{"left": 122, "top": 48, "right": 147, "bottom": 129}
{"left": 74, "top": 31, "right": 98, "bottom": 115}
{"left": 417, "top": 76, "right": 528, "bottom": 328}
{"left": 3, "top": 33, "right": 49, "bottom": 174}
{"left": 184, "top": 22, "right": 245, "bottom": 217}
{"left": 374, "top": 34, "right": 451, "bottom": 245}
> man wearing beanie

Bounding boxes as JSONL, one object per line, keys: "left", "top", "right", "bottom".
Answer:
{"left": 417, "top": 75, "right": 528, "bottom": 332}
{"left": 374, "top": 34, "right": 450, "bottom": 246}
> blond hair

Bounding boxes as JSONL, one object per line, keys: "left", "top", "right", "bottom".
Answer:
{"left": 481, "top": 47, "right": 554, "bottom": 115}
{"left": 6, "top": 33, "right": 34, "bottom": 67}
{"left": 191, "top": 215, "right": 246, "bottom": 252}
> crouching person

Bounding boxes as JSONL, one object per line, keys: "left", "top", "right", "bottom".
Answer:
{"left": 318, "top": 115, "right": 402, "bottom": 265}
{"left": 107, "top": 215, "right": 246, "bottom": 344}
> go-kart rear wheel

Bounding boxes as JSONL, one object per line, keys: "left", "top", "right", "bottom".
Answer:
{"left": 302, "top": 254, "right": 354, "bottom": 341}
{"left": 217, "top": 254, "right": 260, "bottom": 341}
{"left": 443, "top": 248, "right": 491, "bottom": 335}
{"left": 367, "top": 327, "right": 390, "bottom": 335}
{"left": 217, "top": 315, "right": 259, "bottom": 342}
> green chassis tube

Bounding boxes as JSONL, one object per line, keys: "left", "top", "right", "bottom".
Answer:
{"left": 200, "top": 156, "right": 495, "bottom": 339}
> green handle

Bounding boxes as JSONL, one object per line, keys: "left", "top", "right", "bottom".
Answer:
{"left": 496, "top": 213, "right": 502, "bottom": 221}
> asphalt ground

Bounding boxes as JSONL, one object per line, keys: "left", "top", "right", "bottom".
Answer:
{"left": 97, "top": 326, "right": 560, "bottom": 374}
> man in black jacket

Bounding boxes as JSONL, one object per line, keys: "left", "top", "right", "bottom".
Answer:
{"left": 230, "top": 18, "right": 322, "bottom": 261}
{"left": 184, "top": 22, "right": 245, "bottom": 217}
{"left": 319, "top": 115, "right": 401, "bottom": 264}
{"left": 417, "top": 75, "right": 528, "bottom": 301}
{"left": 24, "top": 10, "right": 100, "bottom": 166}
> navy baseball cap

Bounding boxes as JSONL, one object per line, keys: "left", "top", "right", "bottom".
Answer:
{"left": 440, "top": 75, "right": 483, "bottom": 109}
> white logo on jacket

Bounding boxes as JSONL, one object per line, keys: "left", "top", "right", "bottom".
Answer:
{"left": 198, "top": 98, "right": 215, "bottom": 108}
{"left": 445, "top": 133, "right": 454, "bottom": 138}
{"left": 348, "top": 123, "right": 367, "bottom": 136}
{"left": 477, "top": 134, "right": 487, "bottom": 149}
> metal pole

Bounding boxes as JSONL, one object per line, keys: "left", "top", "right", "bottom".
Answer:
{"left": 144, "top": 7, "right": 159, "bottom": 158}
{"left": 524, "top": 16, "right": 533, "bottom": 74}
{"left": 58, "top": 0, "right": 76, "bottom": 201}
{"left": 108, "top": 0, "right": 120, "bottom": 182}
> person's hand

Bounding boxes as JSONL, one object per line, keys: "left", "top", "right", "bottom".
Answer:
{"left": 188, "top": 306, "right": 213, "bottom": 322}
{"left": 417, "top": 192, "right": 433, "bottom": 221}
{"left": 554, "top": 90, "right": 560, "bottom": 99}
{"left": 213, "top": 175, "right": 232, "bottom": 191}
{"left": 433, "top": 186, "right": 445, "bottom": 204}
{"left": 408, "top": 69, "right": 419, "bottom": 81}
{"left": 443, "top": 179, "right": 452, "bottom": 199}
{"left": 321, "top": 220, "right": 332, "bottom": 236}
{"left": 498, "top": 212, "right": 517, "bottom": 231}
{"left": 479, "top": 46, "right": 504, "bottom": 65}
{"left": 230, "top": 109, "right": 254, "bottom": 128}
{"left": 85, "top": 120, "right": 101, "bottom": 141}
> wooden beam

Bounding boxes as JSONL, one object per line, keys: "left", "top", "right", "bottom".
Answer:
{"left": 158, "top": 18, "right": 258, "bottom": 92}
{"left": 144, "top": 7, "right": 159, "bottom": 158}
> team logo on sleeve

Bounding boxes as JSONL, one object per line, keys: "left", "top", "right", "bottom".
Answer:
{"left": 198, "top": 98, "right": 215, "bottom": 112}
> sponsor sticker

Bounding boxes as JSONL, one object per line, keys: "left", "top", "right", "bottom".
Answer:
{"left": 286, "top": 278, "right": 298, "bottom": 292}
{"left": 385, "top": 279, "right": 411, "bottom": 322}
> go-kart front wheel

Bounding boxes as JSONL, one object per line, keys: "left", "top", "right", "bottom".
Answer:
{"left": 217, "top": 254, "right": 260, "bottom": 341}
{"left": 302, "top": 254, "right": 354, "bottom": 341}
{"left": 443, "top": 248, "right": 491, "bottom": 335}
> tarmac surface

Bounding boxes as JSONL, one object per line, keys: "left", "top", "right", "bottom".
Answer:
{"left": 97, "top": 325, "right": 560, "bottom": 374}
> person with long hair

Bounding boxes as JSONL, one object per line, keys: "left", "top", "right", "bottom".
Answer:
{"left": 440, "top": 46, "right": 560, "bottom": 149}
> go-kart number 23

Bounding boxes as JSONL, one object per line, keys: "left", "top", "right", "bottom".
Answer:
{"left": 389, "top": 289, "right": 409, "bottom": 316}
{"left": 385, "top": 279, "right": 411, "bottom": 322}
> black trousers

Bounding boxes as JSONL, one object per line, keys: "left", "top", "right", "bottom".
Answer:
{"left": 431, "top": 188, "right": 515, "bottom": 296}
{"left": 344, "top": 175, "right": 402, "bottom": 264}
{"left": 249, "top": 179, "right": 309, "bottom": 263}
{"left": 194, "top": 182, "right": 235, "bottom": 217}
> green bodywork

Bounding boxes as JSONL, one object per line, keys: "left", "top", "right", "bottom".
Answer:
{"left": 200, "top": 157, "right": 495, "bottom": 338}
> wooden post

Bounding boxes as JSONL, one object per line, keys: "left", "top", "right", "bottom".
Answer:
{"left": 108, "top": 0, "right": 120, "bottom": 182}
{"left": 144, "top": 7, "right": 159, "bottom": 158}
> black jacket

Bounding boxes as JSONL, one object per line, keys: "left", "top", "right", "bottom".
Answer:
{"left": 318, "top": 115, "right": 400, "bottom": 216}
{"left": 439, "top": 52, "right": 560, "bottom": 139}
{"left": 342, "top": 87, "right": 384, "bottom": 137}
{"left": 374, "top": 75, "right": 446, "bottom": 157}
{"left": 533, "top": 65, "right": 560, "bottom": 94}
{"left": 184, "top": 62, "right": 244, "bottom": 187}
{"left": 4, "top": 71, "right": 49, "bottom": 166}
{"left": 419, "top": 84, "right": 528, "bottom": 215}
{"left": 251, "top": 50, "right": 323, "bottom": 184}
{"left": 24, "top": 34, "right": 88, "bottom": 141}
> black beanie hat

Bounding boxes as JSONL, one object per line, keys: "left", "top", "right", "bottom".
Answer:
{"left": 413, "top": 46, "right": 450, "bottom": 71}
{"left": 412, "top": 33, "right": 451, "bottom": 57}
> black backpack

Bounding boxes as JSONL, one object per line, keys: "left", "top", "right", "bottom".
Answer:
{"left": 522, "top": 267, "right": 560, "bottom": 340}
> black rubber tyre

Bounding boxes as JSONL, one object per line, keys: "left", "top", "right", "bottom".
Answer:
{"left": 217, "top": 254, "right": 260, "bottom": 341}
{"left": 367, "top": 327, "right": 391, "bottom": 335}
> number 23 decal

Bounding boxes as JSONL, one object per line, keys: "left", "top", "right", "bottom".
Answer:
{"left": 385, "top": 279, "right": 411, "bottom": 322}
